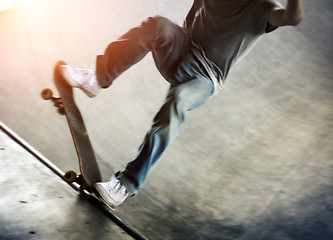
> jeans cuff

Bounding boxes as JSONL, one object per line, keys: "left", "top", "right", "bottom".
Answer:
{"left": 96, "top": 55, "right": 112, "bottom": 88}
{"left": 117, "top": 172, "right": 138, "bottom": 196}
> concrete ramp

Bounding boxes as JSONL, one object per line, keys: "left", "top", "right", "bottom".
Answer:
{"left": 0, "top": 126, "right": 138, "bottom": 239}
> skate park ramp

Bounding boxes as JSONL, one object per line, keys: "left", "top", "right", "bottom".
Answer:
{"left": 1, "top": 0, "right": 332, "bottom": 239}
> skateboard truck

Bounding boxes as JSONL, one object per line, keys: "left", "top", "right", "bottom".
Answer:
{"left": 41, "top": 88, "right": 65, "bottom": 115}
{"left": 63, "top": 170, "right": 90, "bottom": 191}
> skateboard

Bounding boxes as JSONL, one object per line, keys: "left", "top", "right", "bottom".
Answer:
{"left": 40, "top": 61, "right": 148, "bottom": 239}
{"left": 41, "top": 60, "right": 102, "bottom": 193}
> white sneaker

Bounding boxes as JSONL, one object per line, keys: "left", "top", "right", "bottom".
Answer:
{"left": 60, "top": 65, "right": 102, "bottom": 98}
{"left": 94, "top": 173, "right": 129, "bottom": 207}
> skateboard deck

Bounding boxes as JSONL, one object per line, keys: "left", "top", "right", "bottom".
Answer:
{"left": 41, "top": 60, "right": 102, "bottom": 192}
{"left": 39, "top": 61, "right": 150, "bottom": 239}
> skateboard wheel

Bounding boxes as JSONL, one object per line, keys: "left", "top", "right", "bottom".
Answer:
{"left": 58, "top": 107, "right": 65, "bottom": 115}
{"left": 41, "top": 88, "right": 53, "bottom": 100}
{"left": 64, "top": 170, "right": 77, "bottom": 183}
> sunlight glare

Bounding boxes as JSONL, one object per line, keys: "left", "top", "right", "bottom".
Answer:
{"left": 0, "top": 0, "right": 35, "bottom": 12}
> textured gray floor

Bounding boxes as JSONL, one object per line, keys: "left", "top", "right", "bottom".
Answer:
{"left": 0, "top": 129, "right": 132, "bottom": 240}
{"left": 0, "top": 0, "right": 332, "bottom": 239}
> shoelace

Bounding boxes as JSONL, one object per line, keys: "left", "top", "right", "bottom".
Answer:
{"left": 107, "top": 180, "right": 126, "bottom": 194}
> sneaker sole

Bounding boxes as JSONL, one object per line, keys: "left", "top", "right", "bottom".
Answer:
{"left": 94, "top": 184, "right": 124, "bottom": 207}
{"left": 96, "top": 193, "right": 116, "bottom": 210}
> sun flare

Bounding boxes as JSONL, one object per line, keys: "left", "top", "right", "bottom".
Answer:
{"left": 0, "top": 0, "right": 34, "bottom": 12}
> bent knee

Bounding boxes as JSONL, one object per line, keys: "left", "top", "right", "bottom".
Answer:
{"left": 166, "top": 87, "right": 190, "bottom": 112}
{"left": 167, "top": 80, "right": 214, "bottom": 111}
{"left": 143, "top": 15, "right": 171, "bottom": 25}
{"left": 141, "top": 16, "right": 181, "bottom": 44}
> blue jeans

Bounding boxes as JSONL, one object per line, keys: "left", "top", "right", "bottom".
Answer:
{"left": 97, "top": 16, "right": 215, "bottom": 195}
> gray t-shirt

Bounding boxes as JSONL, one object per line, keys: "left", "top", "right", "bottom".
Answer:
{"left": 185, "top": 0, "right": 282, "bottom": 90}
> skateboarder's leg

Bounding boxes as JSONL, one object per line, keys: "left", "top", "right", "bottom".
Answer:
{"left": 118, "top": 75, "right": 214, "bottom": 195}
{"left": 97, "top": 16, "right": 188, "bottom": 88}
{"left": 95, "top": 30, "right": 214, "bottom": 201}
{"left": 94, "top": 73, "right": 214, "bottom": 205}
{"left": 61, "top": 16, "right": 187, "bottom": 97}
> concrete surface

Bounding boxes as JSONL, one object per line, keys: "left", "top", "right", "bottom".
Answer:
{"left": 0, "top": 129, "right": 132, "bottom": 240}
{"left": 0, "top": 0, "right": 332, "bottom": 239}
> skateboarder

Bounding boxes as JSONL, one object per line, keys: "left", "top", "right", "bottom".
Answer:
{"left": 61, "top": 0, "right": 303, "bottom": 207}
